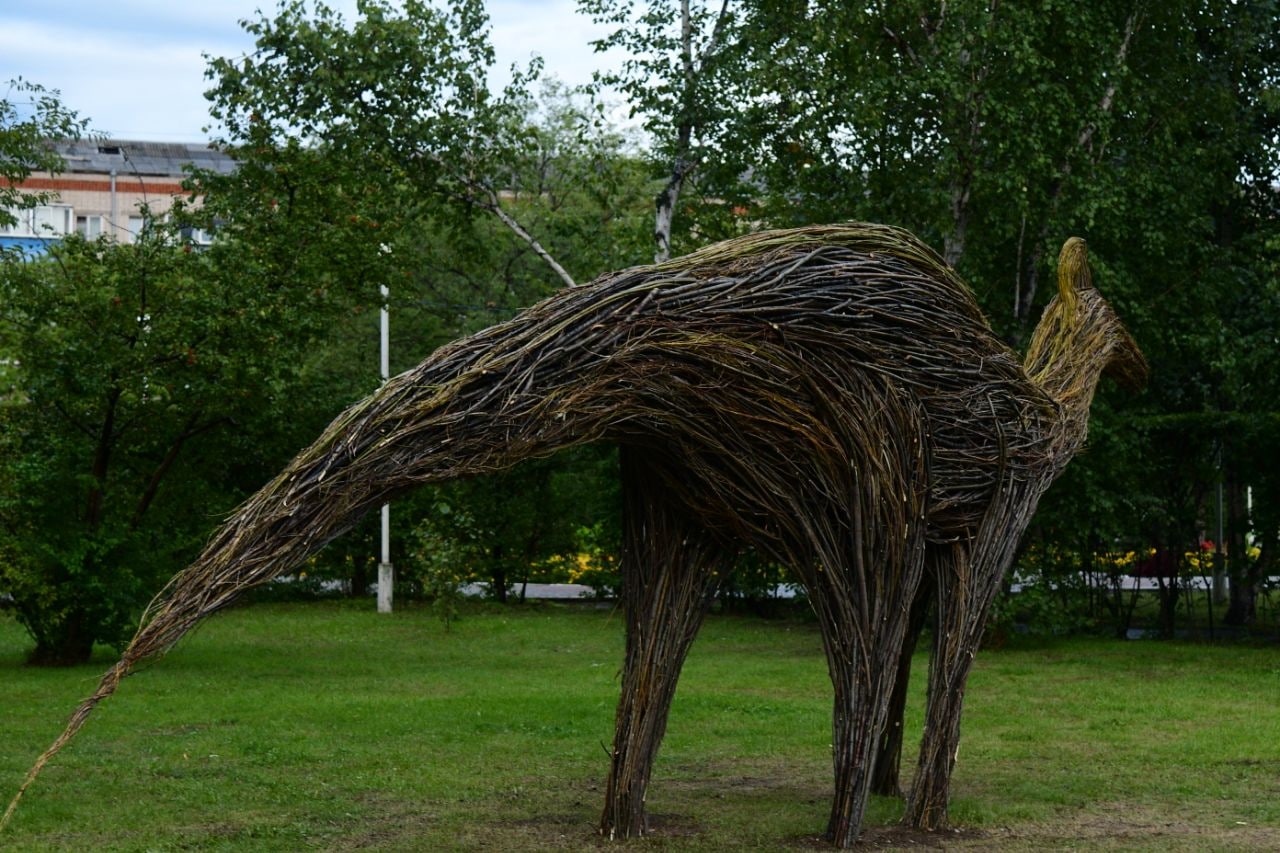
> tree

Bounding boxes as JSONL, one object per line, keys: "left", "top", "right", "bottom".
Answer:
{"left": 0, "top": 79, "right": 87, "bottom": 241}
{"left": 204, "top": 0, "right": 579, "bottom": 287}
{"left": 0, "top": 216, "right": 376, "bottom": 663}
{"left": 677, "top": 0, "right": 1160, "bottom": 331}
{"left": 198, "top": 0, "right": 662, "bottom": 597}
{"left": 632, "top": 0, "right": 1279, "bottom": 625}
{"left": 371, "top": 85, "right": 646, "bottom": 602}
{"left": 412, "top": 448, "right": 620, "bottom": 604}
{"left": 580, "top": 0, "right": 742, "bottom": 261}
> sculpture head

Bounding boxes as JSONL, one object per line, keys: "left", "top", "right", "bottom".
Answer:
{"left": 1025, "top": 238, "right": 1148, "bottom": 413}
{"left": 1053, "top": 237, "right": 1148, "bottom": 393}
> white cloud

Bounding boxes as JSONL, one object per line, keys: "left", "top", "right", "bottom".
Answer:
{"left": 0, "top": 19, "right": 239, "bottom": 139}
{"left": 488, "top": 0, "right": 623, "bottom": 86}
{"left": 1, "top": 2, "right": 628, "bottom": 142}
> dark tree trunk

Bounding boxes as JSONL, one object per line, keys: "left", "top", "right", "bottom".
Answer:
{"left": 652, "top": 0, "right": 696, "bottom": 264}
{"left": 1224, "top": 579, "right": 1256, "bottom": 627}
{"left": 28, "top": 388, "right": 122, "bottom": 666}
{"left": 600, "top": 449, "right": 726, "bottom": 838}
{"left": 491, "top": 546, "right": 508, "bottom": 604}
{"left": 29, "top": 611, "right": 94, "bottom": 666}
{"left": 348, "top": 557, "right": 371, "bottom": 598}
{"left": 1155, "top": 572, "right": 1181, "bottom": 638}
{"left": 84, "top": 388, "right": 122, "bottom": 531}
{"left": 1223, "top": 475, "right": 1256, "bottom": 626}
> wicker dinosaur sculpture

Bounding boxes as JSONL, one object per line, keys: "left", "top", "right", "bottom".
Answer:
{"left": 4, "top": 224, "right": 1144, "bottom": 846}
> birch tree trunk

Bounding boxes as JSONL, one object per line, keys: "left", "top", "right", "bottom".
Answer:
{"left": 1012, "top": 5, "right": 1142, "bottom": 341}
{"left": 654, "top": 0, "right": 697, "bottom": 263}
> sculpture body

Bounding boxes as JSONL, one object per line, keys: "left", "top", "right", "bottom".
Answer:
{"left": 5, "top": 225, "right": 1144, "bottom": 846}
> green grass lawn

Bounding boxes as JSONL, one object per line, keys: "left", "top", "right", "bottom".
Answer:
{"left": 2, "top": 601, "right": 1278, "bottom": 851}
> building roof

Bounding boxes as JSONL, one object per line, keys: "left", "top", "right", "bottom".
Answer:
{"left": 50, "top": 139, "right": 237, "bottom": 178}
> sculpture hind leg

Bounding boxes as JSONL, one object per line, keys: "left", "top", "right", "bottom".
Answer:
{"left": 600, "top": 448, "right": 728, "bottom": 838}
{"left": 904, "top": 543, "right": 975, "bottom": 829}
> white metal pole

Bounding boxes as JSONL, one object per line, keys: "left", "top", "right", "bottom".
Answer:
{"left": 377, "top": 283, "right": 393, "bottom": 613}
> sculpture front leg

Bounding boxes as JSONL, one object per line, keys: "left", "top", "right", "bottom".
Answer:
{"left": 869, "top": 574, "right": 932, "bottom": 797}
{"left": 808, "top": 548, "right": 925, "bottom": 847}
{"left": 802, "top": 401, "right": 930, "bottom": 847}
{"left": 819, "top": 635, "right": 901, "bottom": 847}
{"left": 905, "top": 533, "right": 1019, "bottom": 829}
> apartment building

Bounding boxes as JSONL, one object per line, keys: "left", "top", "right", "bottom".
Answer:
{"left": 0, "top": 139, "right": 235, "bottom": 253}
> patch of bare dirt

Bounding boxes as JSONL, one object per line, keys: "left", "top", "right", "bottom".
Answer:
{"left": 784, "top": 825, "right": 985, "bottom": 849}
{"left": 500, "top": 813, "right": 608, "bottom": 849}
{"left": 332, "top": 791, "right": 440, "bottom": 850}
{"left": 502, "top": 809, "right": 706, "bottom": 846}
{"left": 661, "top": 756, "right": 831, "bottom": 797}
{"left": 993, "top": 801, "right": 1280, "bottom": 852}
{"left": 898, "top": 803, "right": 1280, "bottom": 852}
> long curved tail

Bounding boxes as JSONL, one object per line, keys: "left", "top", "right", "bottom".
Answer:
{"left": 1, "top": 284, "right": 619, "bottom": 828}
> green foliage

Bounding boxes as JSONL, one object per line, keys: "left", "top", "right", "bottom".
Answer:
{"left": 569, "top": 519, "right": 622, "bottom": 598}
{"left": 202, "top": 0, "right": 656, "bottom": 287}
{"left": 408, "top": 500, "right": 478, "bottom": 626}
{"left": 7, "top": 0, "right": 1278, "bottom": 648}
{"left": 639, "top": 0, "right": 1280, "bottom": 634}
{"left": 0, "top": 4, "right": 657, "bottom": 662}
{"left": 203, "top": 0, "right": 565, "bottom": 275}
{"left": 987, "top": 569, "right": 1097, "bottom": 643}
{"left": 192, "top": 4, "right": 652, "bottom": 609}
{"left": 406, "top": 449, "right": 620, "bottom": 605}
{"left": 718, "top": 551, "right": 805, "bottom": 615}
{"left": 497, "top": 79, "right": 655, "bottom": 277}
{"left": 580, "top": 0, "right": 747, "bottom": 259}
{"left": 194, "top": 0, "right": 654, "bottom": 605}
{"left": 0, "top": 218, "right": 365, "bottom": 663}
{"left": 205, "top": 0, "right": 523, "bottom": 168}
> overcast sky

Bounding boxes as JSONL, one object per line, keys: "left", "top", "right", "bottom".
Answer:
{"left": 0, "top": 1, "right": 624, "bottom": 142}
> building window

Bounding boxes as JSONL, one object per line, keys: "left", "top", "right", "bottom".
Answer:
{"left": 76, "top": 215, "right": 105, "bottom": 239}
{"left": 0, "top": 205, "right": 74, "bottom": 237}
{"left": 126, "top": 215, "right": 146, "bottom": 242}
{"left": 179, "top": 224, "right": 213, "bottom": 246}
{"left": 35, "top": 206, "right": 74, "bottom": 235}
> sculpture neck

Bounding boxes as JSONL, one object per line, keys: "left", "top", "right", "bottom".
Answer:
{"left": 1023, "top": 291, "right": 1138, "bottom": 449}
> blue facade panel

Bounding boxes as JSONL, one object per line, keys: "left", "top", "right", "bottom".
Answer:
{"left": 0, "top": 236, "right": 57, "bottom": 256}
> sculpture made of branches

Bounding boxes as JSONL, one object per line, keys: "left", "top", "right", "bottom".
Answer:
{"left": 4, "top": 225, "right": 1145, "bottom": 847}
